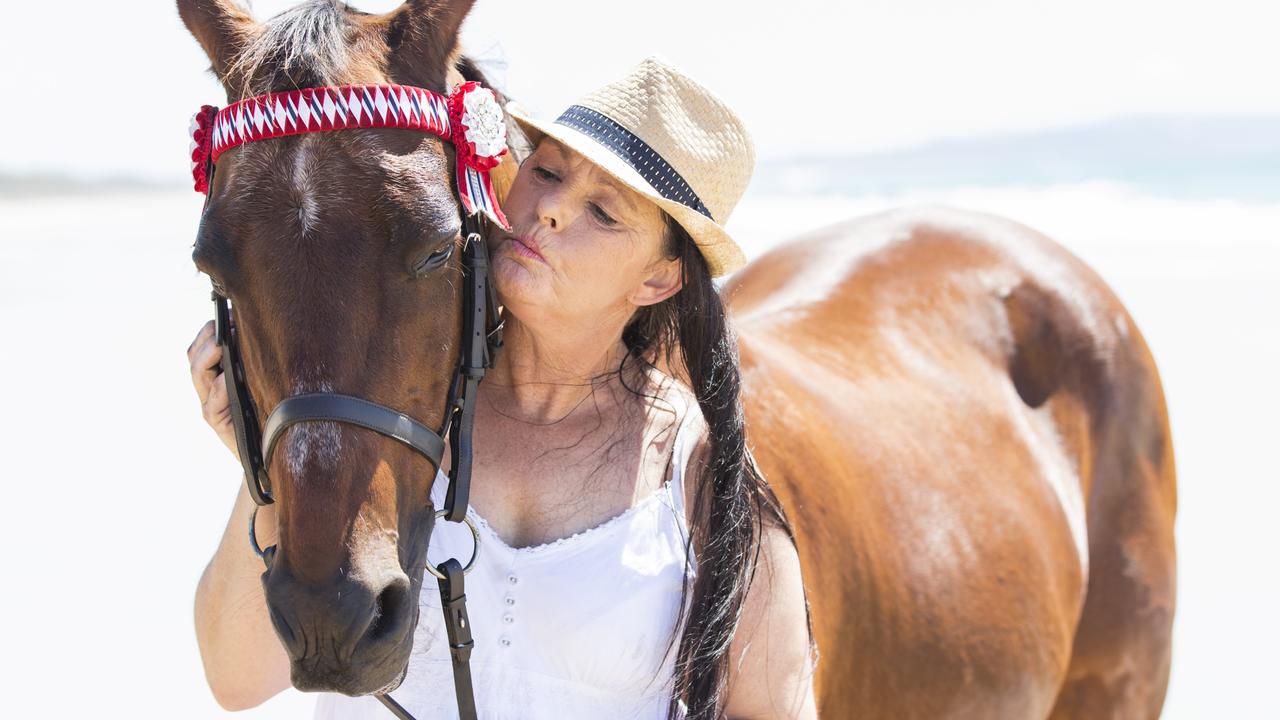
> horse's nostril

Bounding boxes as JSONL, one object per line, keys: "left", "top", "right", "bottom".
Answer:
{"left": 365, "top": 577, "right": 412, "bottom": 644}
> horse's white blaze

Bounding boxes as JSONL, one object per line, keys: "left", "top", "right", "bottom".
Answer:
{"left": 292, "top": 136, "right": 320, "bottom": 234}
{"left": 286, "top": 376, "right": 342, "bottom": 481}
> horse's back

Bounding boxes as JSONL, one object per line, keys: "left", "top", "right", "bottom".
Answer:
{"left": 727, "top": 206, "right": 1176, "bottom": 719}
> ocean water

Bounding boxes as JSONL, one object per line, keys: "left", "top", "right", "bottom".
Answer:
{"left": 1, "top": 180, "right": 1275, "bottom": 718}
{"left": 752, "top": 115, "right": 1280, "bottom": 205}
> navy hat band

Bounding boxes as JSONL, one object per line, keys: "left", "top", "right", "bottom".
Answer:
{"left": 553, "top": 105, "right": 713, "bottom": 221}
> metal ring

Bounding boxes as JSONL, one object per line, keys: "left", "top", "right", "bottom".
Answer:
{"left": 426, "top": 509, "right": 481, "bottom": 579}
{"left": 249, "top": 504, "right": 270, "bottom": 561}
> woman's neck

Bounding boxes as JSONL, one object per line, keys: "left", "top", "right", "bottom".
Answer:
{"left": 483, "top": 314, "right": 638, "bottom": 423}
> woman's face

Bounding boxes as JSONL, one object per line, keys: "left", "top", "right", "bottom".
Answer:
{"left": 488, "top": 137, "right": 681, "bottom": 328}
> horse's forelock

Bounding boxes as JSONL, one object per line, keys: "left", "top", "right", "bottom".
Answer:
{"left": 226, "top": 0, "right": 353, "bottom": 98}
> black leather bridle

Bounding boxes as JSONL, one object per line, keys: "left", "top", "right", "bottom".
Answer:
{"left": 211, "top": 206, "right": 502, "bottom": 720}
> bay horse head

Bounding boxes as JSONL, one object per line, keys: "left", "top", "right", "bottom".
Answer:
{"left": 180, "top": 0, "right": 513, "bottom": 696}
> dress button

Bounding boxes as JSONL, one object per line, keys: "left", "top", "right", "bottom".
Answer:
{"left": 502, "top": 613, "right": 515, "bottom": 625}
{"left": 504, "top": 595, "right": 516, "bottom": 606}
{"left": 507, "top": 573, "right": 518, "bottom": 585}
{"left": 499, "top": 635, "right": 512, "bottom": 647}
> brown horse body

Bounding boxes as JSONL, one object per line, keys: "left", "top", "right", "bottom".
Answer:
{"left": 729, "top": 206, "right": 1177, "bottom": 718}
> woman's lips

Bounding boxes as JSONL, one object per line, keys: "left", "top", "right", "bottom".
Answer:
{"left": 509, "top": 234, "right": 546, "bottom": 263}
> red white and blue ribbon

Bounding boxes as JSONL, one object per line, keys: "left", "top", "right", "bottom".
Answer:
{"left": 189, "top": 81, "right": 510, "bottom": 230}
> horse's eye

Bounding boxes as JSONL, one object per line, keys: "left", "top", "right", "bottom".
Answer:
{"left": 412, "top": 242, "right": 455, "bottom": 276}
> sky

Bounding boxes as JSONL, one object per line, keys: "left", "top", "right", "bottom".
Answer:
{"left": 0, "top": 0, "right": 1276, "bottom": 182}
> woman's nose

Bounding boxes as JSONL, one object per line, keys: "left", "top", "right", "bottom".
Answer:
{"left": 534, "top": 186, "right": 573, "bottom": 231}
{"left": 536, "top": 197, "right": 560, "bottom": 230}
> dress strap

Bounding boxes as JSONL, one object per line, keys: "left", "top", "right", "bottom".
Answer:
{"left": 667, "top": 401, "right": 702, "bottom": 553}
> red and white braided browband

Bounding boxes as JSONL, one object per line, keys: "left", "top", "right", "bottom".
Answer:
{"left": 189, "top": 81, "right": 510, "bottom": 229}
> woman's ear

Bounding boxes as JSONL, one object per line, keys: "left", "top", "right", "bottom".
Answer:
{"left": 630, "top": 257, "right": 683, "bottom": 308}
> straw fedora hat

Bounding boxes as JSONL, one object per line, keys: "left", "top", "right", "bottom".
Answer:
{"left": 504, "top": 56, "right": 754, "bottom": 278}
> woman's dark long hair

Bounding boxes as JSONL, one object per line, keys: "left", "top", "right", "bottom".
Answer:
{"left": 621, "top": 214, "right": 814, "bottom": 719}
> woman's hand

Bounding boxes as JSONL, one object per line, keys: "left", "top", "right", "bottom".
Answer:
{"left": 189, "top": 316, "right": 291, "bottom": 709}
{"left": 188, "top": 319, "right": 239, "bottom": 459}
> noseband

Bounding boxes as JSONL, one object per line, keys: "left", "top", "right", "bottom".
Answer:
{"left": 192, "top": 81, "right": 511, "bottom": 720}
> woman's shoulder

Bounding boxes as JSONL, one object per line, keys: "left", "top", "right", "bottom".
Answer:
{"left": 632, "top": 363, "right": 699, "bottom": 469}
{"left": 644, "top": 364, "right": 707, "bottom": 460}
{"left": 641, "top": 365, "right": 708, "bottom": 523}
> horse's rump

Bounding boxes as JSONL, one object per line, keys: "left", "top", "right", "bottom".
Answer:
{"left": 727, "top": 205, "right": 1176, "bottom": 718}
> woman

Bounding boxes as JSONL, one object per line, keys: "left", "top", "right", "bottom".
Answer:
{"left": 189, "top": 57, "right": 817, "bottom": 719}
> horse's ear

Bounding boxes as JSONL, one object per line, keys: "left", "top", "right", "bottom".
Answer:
{"left": 379, "top": 0, "right": 477, "bottom": 87}
{"left": 176, "top": 0, "right": 259, "bottom": 82}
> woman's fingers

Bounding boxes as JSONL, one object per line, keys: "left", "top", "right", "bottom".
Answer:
{"left": 188, "top": 319, "right": 242, "bottom": 460}
{"left": 204, "top": 376, "right": 241, "bottom": 459}
{"left": 190, "top": 334, "right": 224, "bottom": 406}
{"left": 188, "top": 319, "right": 215, "bottom": 360}
{"left": 197, "top": 342, "right": 239, "bottom": 454}
{"left": 205, "top": 376, "right": 234, "bottom": 434}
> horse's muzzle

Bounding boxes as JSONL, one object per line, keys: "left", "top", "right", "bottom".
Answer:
{"left": 263, "top": 561, "right": 420, "bottom": 695}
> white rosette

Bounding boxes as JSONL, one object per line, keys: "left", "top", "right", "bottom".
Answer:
{"left": 460, "top": 88, "right": 507, "bottom": 161}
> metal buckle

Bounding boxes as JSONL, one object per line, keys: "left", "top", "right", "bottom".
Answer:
{"left": 426, "top": 509, "right": 482, "bottom": 579}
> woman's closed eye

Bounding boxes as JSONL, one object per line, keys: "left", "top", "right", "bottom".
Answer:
{"left": 532, "top": 164, "right": 619, "bottom": 227}
{"left": 589, "top": 202, "right": 617, "bottom": 227}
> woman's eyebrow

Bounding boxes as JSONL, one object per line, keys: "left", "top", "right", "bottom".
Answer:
{"left": 598, "top": 178, "right": 640, "bottom": 215}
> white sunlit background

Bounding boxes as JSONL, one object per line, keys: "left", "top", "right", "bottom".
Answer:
{"left": 1, "top": 0, "right": 1276, "bottom": 717}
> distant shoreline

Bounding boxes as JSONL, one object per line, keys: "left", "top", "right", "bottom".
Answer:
{"left": 6, "top": 114, "right": 1277, "bottom": 203}
{"left": 0, "top": 174, "right": 182, "bottom": 199}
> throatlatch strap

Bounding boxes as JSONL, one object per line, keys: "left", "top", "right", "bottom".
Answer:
{"left": 443, "top": 231, "right": 489, "bottom": 522}
{"left": 424, "top": 219, "right": 489, "bottom": 720}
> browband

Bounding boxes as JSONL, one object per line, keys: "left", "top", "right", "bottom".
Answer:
{"left": 189, "top": 81, "right": 510, "bottom": 229}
